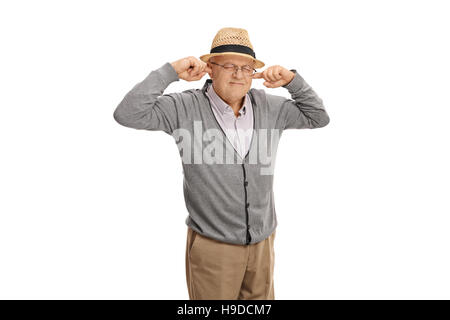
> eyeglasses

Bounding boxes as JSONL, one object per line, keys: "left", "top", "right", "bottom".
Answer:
{"left": 210, "top": 62, "right": 257, "bottom": 77}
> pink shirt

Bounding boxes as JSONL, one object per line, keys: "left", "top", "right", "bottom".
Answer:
{"left": 205, "top": 83, "right": 254, "bottom": 159}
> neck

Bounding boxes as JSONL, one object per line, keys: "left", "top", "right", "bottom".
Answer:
{"left": 229, "top": 96, "right": 245, "bottom": 110}
{"left": 223, "top": 95, "right": 245, "bottom": 118}
{"left": 212, "top": 83, "right": 245, "bottom": 116}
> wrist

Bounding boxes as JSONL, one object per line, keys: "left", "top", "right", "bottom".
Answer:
{"left": 159, "top": 62, "right": 180, "bottom": 84}
{"left": 170, "top": 62, "right": 180, "bottom": 75}
{"left": 286, "top": 71, "right": 295, "bottom": 84}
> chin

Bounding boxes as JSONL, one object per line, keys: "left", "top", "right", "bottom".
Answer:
{"left": 229, "top": 92, "right": 245, "bottom": 99}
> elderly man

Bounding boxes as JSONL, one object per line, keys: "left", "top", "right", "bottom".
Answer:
{"left": 113, "top": 27, "right": 330, "bottom": 300}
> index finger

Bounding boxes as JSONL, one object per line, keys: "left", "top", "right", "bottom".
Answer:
{"left": 188, "top": 58, "right": 202, "bottom": 74}
{"left": 252, "top": 72, "right": 263, "bottom": 79}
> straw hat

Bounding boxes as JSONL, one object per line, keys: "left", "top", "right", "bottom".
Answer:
{"left": 199, "top": 27, "right": 265, "bottom": 69}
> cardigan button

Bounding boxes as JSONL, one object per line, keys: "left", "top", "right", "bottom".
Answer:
{"left": 244, "top": 181, "right": 248, "bottom": 187}
{"left": 246, "top": 202, "right": 250, "bottom": 208}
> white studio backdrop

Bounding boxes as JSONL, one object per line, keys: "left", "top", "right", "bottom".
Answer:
{"left": 0, "top": 0, "right": 449, "bottom": 299}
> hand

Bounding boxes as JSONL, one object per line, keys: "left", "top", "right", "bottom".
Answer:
{"left": 252, "top": 65, "right": 295, "bottom": 88}
{"left": 170, "top": 56, "right": 212, "bottom": 82}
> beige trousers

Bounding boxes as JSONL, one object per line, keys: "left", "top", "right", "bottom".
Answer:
{"left": 185, "top": 227, "right": 276, "bottom": 300}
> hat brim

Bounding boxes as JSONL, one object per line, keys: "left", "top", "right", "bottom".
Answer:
{"left": 199, "top": 52, "right": 265, "bottom": 69}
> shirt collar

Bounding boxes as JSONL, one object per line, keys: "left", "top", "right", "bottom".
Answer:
{"left": 206, "top": 82, "right": 248, "bottom": 116}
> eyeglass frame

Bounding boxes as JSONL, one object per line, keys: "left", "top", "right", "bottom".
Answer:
{"left": 209, "top": 61, "right": 257, "bottom": 76}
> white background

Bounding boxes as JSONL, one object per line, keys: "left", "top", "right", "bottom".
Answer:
{"left": 1, "top": 0, "right": 449, "bottom": 299}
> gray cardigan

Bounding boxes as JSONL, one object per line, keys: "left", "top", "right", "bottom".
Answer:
{"left": 113, "top": 62, "right": 330, "bottom": 245}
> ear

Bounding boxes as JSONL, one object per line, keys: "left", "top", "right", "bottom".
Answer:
{"left": 206, "top": 62, "right": 213, "bottom": 79}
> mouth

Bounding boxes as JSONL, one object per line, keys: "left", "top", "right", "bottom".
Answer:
{"left": 230, "top": 82, "right": 244, "bottom": 85}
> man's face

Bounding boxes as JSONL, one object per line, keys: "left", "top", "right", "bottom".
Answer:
{"left": 207, "top": 54, "right": 255, "bottom": 105}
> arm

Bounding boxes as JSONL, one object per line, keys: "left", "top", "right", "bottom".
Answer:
{"left": 263, "top": 69, "right": 330, "bottom": 130}
{"left": 113, "top": 62, "right": 186, "bottom": 135}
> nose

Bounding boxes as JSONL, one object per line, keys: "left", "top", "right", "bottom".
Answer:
{"left": 233, "top": 69, "right": 245, "bottom": 80}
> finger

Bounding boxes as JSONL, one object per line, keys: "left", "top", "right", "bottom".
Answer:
{"left": 279, "top": 67, "right": 289, "bottom": 78}
{"left": 197, "top": 72, "right": 208, "bottom": 80}
{"left": 199, "top": 61, "right": 207, "bottom": 72}
{"left": 192, "top": 61, "right": 202, "bottom": 75}
{"left": 268, "top": 68, "right": 277, "bottom": 82}
{"left": 202, "top": 64, "right": 212, "bottom": 74}
{"left": 190, "top": 66, "right": 202, "bottom": 77}
{"left": 261, "top": 70, "right": 269, "bottom": 80}
{"left": 204, "top": 66, "right": 213, "bottom": 74}
{"left": 191, "top": 71, "right": 207, "bottom": 81}
{"left": 274, "top": 66, "right": 283, "bottom": 80}
{"left": 264, "top": 79, "right": 285, "bottom": 88}
{"left": 188, "top": 58, "right": 200, "bottom": 74}
{"left": 186, "top": 56, "right": 196, "bottom": 70}
{"left": 266, "top": 68, "right": 274, "bottom": 82}
{"left": 252, "top": 72, "right": 263, "bottom": 79}
{"left": 256, "top": 70, "right": 266, "bottom": 81}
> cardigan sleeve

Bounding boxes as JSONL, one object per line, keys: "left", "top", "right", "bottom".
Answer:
{"left": 113, "top": 62, "right": 190, "bottom": 135}
{"left": 265, "top": 69, "right": 330, "bottom": 130}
